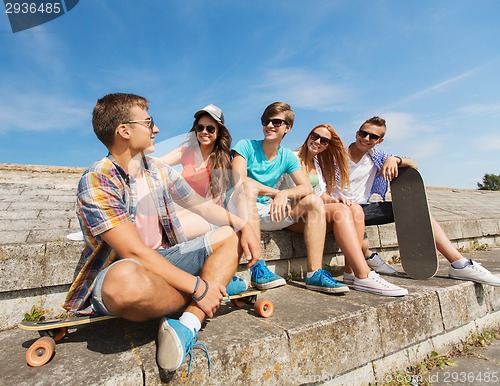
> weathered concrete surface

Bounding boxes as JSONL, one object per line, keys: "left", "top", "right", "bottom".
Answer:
{"left": 1, "top": 164, "right": 500, "bottom": 385}
{"left": 1, "top": 249, "right": 499, "bottom": 385}
{"left": 1, "top": 164, "right": 500, "bottom": 331}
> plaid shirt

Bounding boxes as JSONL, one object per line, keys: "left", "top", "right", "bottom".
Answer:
{"left": 369, "top": 147, "right": 409, "bottom": 201}
{"left": 63, "top": 155, "right": 194, "bottom": 314}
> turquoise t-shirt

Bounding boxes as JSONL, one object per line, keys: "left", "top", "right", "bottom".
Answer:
{"left": 232, "top": 139, "right": 301, "bottom": 204}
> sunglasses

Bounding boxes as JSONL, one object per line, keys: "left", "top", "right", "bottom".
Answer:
{"left": 261, "top": 118, "right": 288, "bottom": 127}
{"left": 358, "top": 129, "right": 381, "bottom": 141}
{"left": 194, "top": 124, "right": 216, "bottom": 134}
{"left": 122, "top": 116, "right": 154, "bottom": 131}
{"left": 309, "top": 131, "right": 331, "bottom": 146}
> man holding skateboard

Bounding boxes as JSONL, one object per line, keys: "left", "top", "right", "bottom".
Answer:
{"left": 63, "top": 93, "right": 261, "bottom": 373}
{"left": 338, "top": 116, "right": 500, "bottom": 286}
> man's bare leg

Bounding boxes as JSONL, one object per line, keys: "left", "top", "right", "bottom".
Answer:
{"left": 286, "top": 195, "right": 348, "bottom": 293}
{"left": 287, "top": 194, "right": 326, "bottom": 272}
{"left": 101, "top": 226, "right": 239, "bottom": 321}
{"left": 156, "top": 226, "right": 240, "bottom": 372}
{"left": 184, "top": 226, "right": 239, "bottom": 322}
{"left": 431, "top": 218, "right": 461, "bottom": 263}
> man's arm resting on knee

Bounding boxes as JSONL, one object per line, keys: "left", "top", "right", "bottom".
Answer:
{"left": 101, "top": 222, "right": 226, "bottom": 312}
{"left": 184, "top": 195, "right": 262, "bottom": 266}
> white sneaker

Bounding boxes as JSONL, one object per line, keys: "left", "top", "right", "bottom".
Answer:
{"left": 353, "top": 271, "right": 408, "bottom": 297}
{"left": 343, "top": 272, "right": 355, "bottom": 285}
{"left": 449, "top": 260, "right": 500, "bottom": 286}
{"left": 366, "top": 252, "right": 399, "bottom": 276}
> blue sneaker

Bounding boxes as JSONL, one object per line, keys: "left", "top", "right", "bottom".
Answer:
{"left": 250, "top": 259, "right": 286, "bottom": 290}
{"left": 157, "top": 318, "right": 212, "bottom": 375}
{"left": 306, "top": 269, "right": 349, "bottom": 294}
{"left": 226, "top": 275, "right": 248, "bottom": 296}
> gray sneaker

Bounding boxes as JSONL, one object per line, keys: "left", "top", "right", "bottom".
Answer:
{"left": 366, "top": 252, "right": 399, "bottom": 276}
{"left": 449, "top": 260, "right": 500, "bottom": 286}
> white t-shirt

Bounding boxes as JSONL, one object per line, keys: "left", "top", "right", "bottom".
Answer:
{"left": 339, "top": 153, "right": 377, "bottom": 204}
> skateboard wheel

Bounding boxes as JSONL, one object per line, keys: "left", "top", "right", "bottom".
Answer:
{"left": 51, "top": 327, "right": 68, "bottom": 342}
{"left": 254, "top": 299, "right": 274, "bottom": 318}
{"left": 231, "top": 299, "right": 246, "bottom": 307}
{"left": 26, "top": 336, "right": 56, "bottom": 367}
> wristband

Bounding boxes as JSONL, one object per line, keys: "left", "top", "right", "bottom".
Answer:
{"left": 192, "top": 276, "right": 200, "bottom": 295}
{"left": 395, "top": 156, "right": 402, "bottom": 166}
{"left": 192, "top": 278, "right": 209, "bottom": 301}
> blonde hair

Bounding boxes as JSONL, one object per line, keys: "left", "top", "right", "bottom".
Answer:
{"left": 297, "top": 124, "right": 349, "bottom": 192}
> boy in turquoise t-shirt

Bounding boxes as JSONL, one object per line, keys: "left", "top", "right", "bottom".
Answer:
{"left": 231, "top": 102, "right": 348, "bottom": 293}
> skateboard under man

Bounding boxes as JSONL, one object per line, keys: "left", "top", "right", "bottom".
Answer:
{"left": 390, "top": 167, "right": 439, "bottom": 280}
{"left": 19, "top": 289, "right": 273, "bottom": 367}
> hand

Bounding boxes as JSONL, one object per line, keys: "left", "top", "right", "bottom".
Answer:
{"left": 337, "top": 196, "right": 353, "bottom": 206}
{"left": 323, "top": 194, "right": 352, "bottom": 206}
{"left": 379, "top": 156, "right": 400, "bottom": 181}
{"left": 269, "top": 191, "right": 291, "bottom": 222}
{"left": 193, "top": 279, "right": 226, "bottom": 318}
{"left": 239, "top": 224, "right": 262, "bottom": 268}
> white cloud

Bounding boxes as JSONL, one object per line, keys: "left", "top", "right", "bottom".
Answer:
{"left": 251, "top": 67, "right": 354, "bottom": 113}
{"left": 377, "top": 112, "right": 435, "bottom": 142}
{"left": 460, "top": 103, "right": 500, "bottom": 116}
{"left": 407, "top": 139, "right": 442, "bottom": 160}
{"left": 386, "top": 67, "right": 479, "bottom": 110}
{"left": 0, "top": 90, "right": 88, "bottom": 133}
{"left": 474, "top": 135, "right": 500, "bottom": 151}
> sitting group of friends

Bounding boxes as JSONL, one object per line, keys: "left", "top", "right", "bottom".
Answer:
{"left": 63, "top": 93, "right": 500, "bottom": 374}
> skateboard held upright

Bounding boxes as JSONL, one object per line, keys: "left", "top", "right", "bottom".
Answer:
{"left": 390, "top": 167, "right": 438, "bottom": 280}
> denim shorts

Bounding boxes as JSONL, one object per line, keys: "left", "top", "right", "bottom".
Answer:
{"left": 91, "top": 232, "right": 214, "bottom": 315}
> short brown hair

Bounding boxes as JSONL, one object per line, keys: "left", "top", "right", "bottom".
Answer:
{"left": 261, "top": 102, "right": 295, "bottom": 128}
{"left": 92, "top": 93, "right": 149, "bottom": 148}
{"left": 360, "top": 116, "right": 386, "bottom": 137}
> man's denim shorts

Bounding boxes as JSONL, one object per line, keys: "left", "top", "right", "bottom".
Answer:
{"left": 91, "top": 232, "right": 214, "bottom": 315}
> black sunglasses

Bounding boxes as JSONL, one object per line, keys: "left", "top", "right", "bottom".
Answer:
{"left": 261, "top": 118, "right": 288, "bottom": 127}
{"left": 309, "top": 131, "right": 331, "bottom": 146}
{"left": 194, "top": 124, "right": 216, "bottom": 134}
{"left": 358, "top": 129, "right": 381, "bottom": 141}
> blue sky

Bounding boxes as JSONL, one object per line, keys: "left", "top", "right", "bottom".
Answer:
{"left": 1, "top": 0, "right": 499, "bottom": 189}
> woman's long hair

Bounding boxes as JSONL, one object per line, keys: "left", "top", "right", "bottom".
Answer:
{"left": 296, "top": 124, "right": 349, "bottom": 193}
{"left": 185, "top": 114, "right": 232, "bottom": 199}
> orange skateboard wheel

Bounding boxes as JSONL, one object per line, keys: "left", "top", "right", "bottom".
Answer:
{"left": 26, "top": 336, "right": 56, "bottom": 367}
{"left": 52, "top": 327, "right": 68, "bottom": 342}
{"left": 231, "top": 299, "right": 246, "bottom": 307}
{"left": 254, "top": 299, "right": 274, "bottom": 318}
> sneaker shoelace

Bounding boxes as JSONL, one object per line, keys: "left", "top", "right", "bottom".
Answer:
{"left": 253, "top": 263, "right": 276, "bottom": 280}
{"left": 370, "top": 273, "right": 393, "bottom": 288}
{"left": 317, "top": 269, "right": 338, "bottom": 285}
{"left": 469, "top": 261, "right": 490, "bottom": 274}
{"left": 185, "top": 333, "right": 212, "bottom": 376}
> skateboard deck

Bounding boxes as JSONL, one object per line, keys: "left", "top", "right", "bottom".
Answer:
{"left": 19, "top": 314, "right": 118, "bottom": 332}
{"left": 19, "top": 289, "right": 273, "bottom": 367}
{"left": 223, "top": 288, "right": 274, "bottom": 317}
{"left": 390, "top": 167, "right": 438, "bottom": 280}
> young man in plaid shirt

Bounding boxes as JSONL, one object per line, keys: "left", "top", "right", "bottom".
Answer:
{"left": 64, "top": 93, "right": 260, "bottom": 373}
